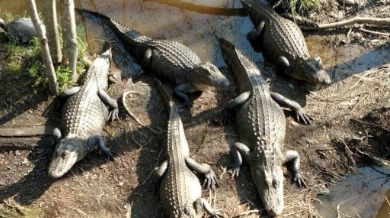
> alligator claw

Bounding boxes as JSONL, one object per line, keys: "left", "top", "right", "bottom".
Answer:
{"left": 296, "top": 109, "right": 312, "bottom": 125}
{"left": 150, "top": 179, "right": 160, "bottom": 197}
{"left": 183, "top": 98, "right": 193, "bottom": 108}
{"left": 203, "top": 170, "right": 218, "bottom": 190}
{"left": 223, "top": 109, "right": 234, "bottom": 125}
{"left": 228, "top": 165, "right": 240, "bottom": 178}
{"left": 293, "top": 172, "right": 307, "bottom": 188}
{"left": 109, "top": 108, "right": 120, "bottom": 122}
{"left": 101, "top": 148, "right": 115, "bottom": 160}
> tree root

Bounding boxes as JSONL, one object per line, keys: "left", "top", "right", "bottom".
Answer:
{"left": 122, "top": 90, "right": 158, "bottom": 134}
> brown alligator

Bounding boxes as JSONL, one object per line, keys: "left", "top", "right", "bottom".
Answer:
{"left": 241, "top": 0, "right": 331, "bottom": 85}
{"left": 219, "top": 37, "right": 309, "bottom": 216}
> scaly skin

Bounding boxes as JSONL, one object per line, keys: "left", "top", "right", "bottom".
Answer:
{"left": 153, "top": 80, "right": 219, "bottom": 218}
{"left": 76, "top": 8, "right": 230, "bottom": 107}
{"left": 241, "top": 0, "right": 331, "bottom": 85}
{"left": 48, "top": 44, "right": 118, "bottom": 179}
{"left": 219, "top": 38, "right": 308, "bottom": 216}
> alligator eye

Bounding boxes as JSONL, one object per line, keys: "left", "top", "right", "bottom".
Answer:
{"left": 62, "top": 151, "right": 70, "bottom": 159}
{"left": 272, "top": 179, "right": 278, "bottom": 188}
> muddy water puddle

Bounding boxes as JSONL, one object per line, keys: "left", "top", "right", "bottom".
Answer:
{"left": 316, "top": 166, "right": 390, "bottom": 218}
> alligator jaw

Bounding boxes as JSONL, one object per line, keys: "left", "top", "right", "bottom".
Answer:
{"left": 191, "top": 62, "right": 230, "bottom": 91}
{"left": 48, "top": 138, "right": 83, "bottom": 179}
{"left": 251, "top": 165, "right": 284, "bottom": 216}
{"left": 289, "top": 58, "right": 331, "bottom": 85}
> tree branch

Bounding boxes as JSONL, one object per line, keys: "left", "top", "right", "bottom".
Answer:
{"left": 301, "top": 17, "right": 390, "bottom": 30}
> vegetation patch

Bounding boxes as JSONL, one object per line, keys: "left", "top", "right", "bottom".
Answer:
{"left": 2, "top": 23, "right": 90, "bottom": 91}
{"left": 0, "top": 199, "right": 44, "bottom": 218}
{"left": 272, "top": 0, "right": 321, "bottom": 15}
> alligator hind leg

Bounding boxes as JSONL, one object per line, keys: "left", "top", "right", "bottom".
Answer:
{"left": 87, "top": 134, "right": 114, "bottom": 160}
{"left": 185, "top": 157, "right": 218, "bottom": 189}
{"left": 224, "top": 91, "right": 251, "bottom": 124}
{"left": 270, "top": 92, "right": 312, "bottom": 124}
{"left": 284, "top": 150, "right": 306, "bottom": 188}
{"left": 247, "top": 21, "right": 265, "bottom": 52}
{"left": 174, "top": 83, "right": 192, "bottom": 108}
{"left": 151, "top": 160, "right": 168, "bottom": 196}
{"left": 98, "top": 89, "right": 119, "bottom": 121}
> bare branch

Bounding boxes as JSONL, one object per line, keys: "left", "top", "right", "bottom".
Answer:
{"left": 43, "top": 0, "right": 62, "bottom": 63}
{"left": 61, "top": 0, "right": 78, "bottom": 82}
{"left": 302, "top": 17, "right": 390, "bottom": 30}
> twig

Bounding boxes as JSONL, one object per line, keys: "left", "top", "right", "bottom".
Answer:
{"left": 302, "top": 17, "right": 390, "bottom": 30}
{"left": 122, "top": 90, "right": 158, "bottom": 134}
{"left": 233, "top": 209, "right": 260, "bottom": 217}
{"left": 359, "top": 27, "right": 390, "bottom": 36}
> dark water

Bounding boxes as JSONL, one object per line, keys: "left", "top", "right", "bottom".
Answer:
{"left": 1, "top": 0, "right": 389, "bottom": 216}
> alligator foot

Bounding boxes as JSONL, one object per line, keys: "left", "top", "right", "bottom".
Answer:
{"left": 203, "top": 170, "right": 218, "bottom": 190}
{"left": 228, "top": 164, "right": 241, "bottom": 177}
{"left": 88, "top": 134, "right": 114, "bottom": 160}
{"left": 292, "top": 172, "right": 306, "bottom": 188}
{"left": 296, "top": 109, "right": 312, "bottom": 125}
{"left": 222, "top": 109, "right": 234, "bottom": 125}
{"left": 174, "top": 83, "right": 193, "bottom": 108}
{"left": 201, "top": 198, "right": 221, "bottom": 218}
{"left": 108, "top": 108, "right": 120, "bottom": 122}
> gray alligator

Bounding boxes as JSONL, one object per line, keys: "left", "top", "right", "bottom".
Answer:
{"left": 153, "top": 80, "right": 219, "bottom": 217}
{"left": 48, "top": 43, "right": 119, "bottom": 179}
{"left": 241, "top": 0, "right": 331, "bottom": 85}
{"left": 76, "top": 8, "right": 230, "bottom": 107}
{"left": 219, "top": 37, "right": 309, "bottom": 216}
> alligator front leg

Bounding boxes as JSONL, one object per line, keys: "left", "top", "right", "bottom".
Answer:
{"left": 54, "top": 86, "right": 81, "bottom": 109}
{"left": 270, "top": 92, "right": 312, "bottom": 124}
{"left": 194, "top": 198, "right": 220, "bottom": 218}
{"left": 229, "top": 142, "right": 251, "bottom": 177}
{"left": 87, "top": 134, "right": 114, "bottom": 160}
{"left": 185, "top": 157, "right": 218, "bottom": 189}
{"left": 224, "top": 91, "right": 251, "bottom": 124}
{"left": 98, "top": 89, "right": 119, "bottom": 121}
{"left": 140, "top": 48, "right": 152, "bottom": 68}
{"left": 53, "top": 128, "right": 62, "bottom": 143}
{"left": 284, "top": 150, "right": 306, "bottom": 188}
{"left": 60, "top": 86, "right": 81, "bottom": 97}
{"left": 151, "top": 160, "right": 168, "bottom": 196}
{"left": 247, "top": 21, "right": 265, "bottom": 52}
{"left": 174, "top": 83, "right": 192, "bottom": 108}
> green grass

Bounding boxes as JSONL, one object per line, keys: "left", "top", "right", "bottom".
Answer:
{"left": 3, "top": 22, "right": 91, "bottom": 92}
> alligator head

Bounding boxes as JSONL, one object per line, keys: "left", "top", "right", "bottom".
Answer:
{"left": 289, "top": 57, "right": 331, "bottom": 85}
{"left": 48, "top": 137, "right": 86, "bottom": 178}
{"left": 251, "top": 164, "right": 284, "bottom": 216}
{"left": 190, "top": 62, "right": 230, "bottom": 91}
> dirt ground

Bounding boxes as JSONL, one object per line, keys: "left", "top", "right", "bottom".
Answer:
{"left": 0, "top": 0, "right": 389, "bottom": 218}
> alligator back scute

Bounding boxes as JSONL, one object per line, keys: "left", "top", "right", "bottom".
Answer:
{"left": 149, "top": 40, "right": 202, "bottom": 84}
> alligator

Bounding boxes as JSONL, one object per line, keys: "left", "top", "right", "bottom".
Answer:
{"left": 76, "top": 8, "right": 230, "bottom": 107}
{"left": 48, "top": 43, "right": 119, "bottom": 179}
{"left": 218, "top": 37, "right": 309, "bottom": 216}
{"left": 153, "top": 79, "right": 219, "bottom": 217}
{"left": 241, "top": 0, "right": 331, "bottom": 85}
